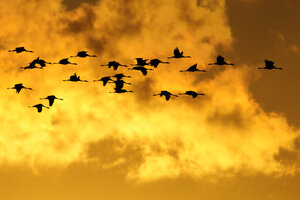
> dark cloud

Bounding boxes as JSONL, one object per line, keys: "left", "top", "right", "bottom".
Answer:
{"left": 274, "top": 137, "right": 300, "bottom": 169}
{"left": 206, "top": 105, "right": 249, "bottom": 129}
{"left": 178, "top": 0, "right": 204, "bottom": 30}
{"left": 132, "top": 78, "right": 155, "bottom": 103}
{"left": 61, "top": 3, "right": 96, "bottom": 34}
{"left": 62, "top": 0, "right": 99, "bottom": 10}
{"left": 87, "top": 136, "right": 145, "bottom": 170}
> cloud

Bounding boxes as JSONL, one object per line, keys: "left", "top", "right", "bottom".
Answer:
{"left": 0, "top": 0, "right": 299, "bottom": 183}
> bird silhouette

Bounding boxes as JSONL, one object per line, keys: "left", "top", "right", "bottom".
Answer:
{"left": 53, "top": 58, "right": 77, "bottom": 65}
{"left": 208, "top": 55, "right": 234, "bottom": 65}
{"left": 101, "top": 61, "right": 128, "bottom": 70}
{"left": 129, "top": 66, "right": 153, "bottom": 76}
{"left": 70, "top": 51, "right": 96, "bottom": 58}
{"left": 168, "top": 47, "right": 191, "bottom": 59}
{"left": 153, "top": 91, "right": 178, "bottom": 101}
{"left": 258, "top": 60, "right": 283, "bottom": 70}
{"left": 40, "top": 95, "right": 63, "bottom": 107}
{"left": 63, "top": 73, "right": 88, "bottom": 82}
{"left": 178, "top": 91, "right": 205, "bottom": 98}
{"left": 149, "top": 59, "right": 170, "bottom": 68}
{"left": 20, "top": 62, "right": 43, "bottom": 70}
{"left": 110, "top": 88, "right": 133, "bottom": 93}
{"left": 8, "top": 47, "right": 33, "bottom": 53}
{"left": 93, "top": 76, "right": 113, "bottom": 86}
{"left": 7, "top": 83, "right": 32, "bottom": 93}
{"left": 29, "top": 104, "right": 49, "bottom": 113}
{"left": 180, "top": 64, "right": 206, "bottom": 72}
{"left": 109, "top": 79, "right": 132, "bottom": 90}
{"left": 112, "top": 73, "right": 131, "bottom": 81}
{"left": 20, "top": 57, "right": 51, "bottom": 70}
{"left": 31, "top": 57, "right": 52, "bottom": 68}
{"left": 132, "top": 58, "right": 149, "bottom": 66}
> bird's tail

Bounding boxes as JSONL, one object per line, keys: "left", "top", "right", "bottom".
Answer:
{"left": 88, "top": 55, "right": 97, "bottom": 57}
{"left": 26, "top": 50, "right": 33, "bottom": 53}
{"left": 70, "top": 63, "right": 77, "bottom": 65}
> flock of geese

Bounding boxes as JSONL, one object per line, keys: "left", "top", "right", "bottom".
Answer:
{"left": 6, "top": 46, "right": 284, "bottom": 112}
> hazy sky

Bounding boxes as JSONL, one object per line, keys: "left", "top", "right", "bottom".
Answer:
{"left": 0, "top": 0, "right": 300, "bottom": 199}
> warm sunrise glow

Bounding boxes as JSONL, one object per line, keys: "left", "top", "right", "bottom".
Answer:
{"left": 1, "top": 0, "right": 300, "bottom": 199}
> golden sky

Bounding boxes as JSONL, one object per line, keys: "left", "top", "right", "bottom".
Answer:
{"left": 0, "top": 0, "right": 300, "bottom": 199}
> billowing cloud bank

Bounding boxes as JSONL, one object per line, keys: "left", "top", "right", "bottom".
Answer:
{"left": 0, "top": 0, "right": 299, "bottom": 182}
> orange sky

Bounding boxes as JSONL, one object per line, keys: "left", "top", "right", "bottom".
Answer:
{"left": 0, "top": 0, "right": 300, "bottom": 199}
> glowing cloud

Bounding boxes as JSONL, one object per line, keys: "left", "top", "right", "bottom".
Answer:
{"left": 0, "top": 0, "right": 298, "bottom": 183}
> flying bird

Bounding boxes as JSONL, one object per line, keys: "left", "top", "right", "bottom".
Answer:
{"left": 178, "top": 91, "right": 205, "bottom": 98}
{"left": 7, "top": 83, "right": 32, "bottom": 93}
{"left": 20, "top": 57, "right": 51, "bottom": 70}
{"left": 31, "top": 57, "right": 52, "bottom": 68}
{"left": 153, "top": 91, "right": 178, "bottom": 101}
{"left": 109, "top": 79, "right": 132, "bottom": 90}
{"left": 70, "top": 51, "right": 96, "bottom": 58}
{"left": 63, "top": 73, "right": 88, "bottom": 82}
{"left": 149, "top": 59, "right": 170, "bottom": 68}
{"left": 20, "top": 62, "right": 43, "bottom": 70}
{"left": 8, "top": 47, "right": 33, "bottom": 53}
{"left": 132, "top": 58, "right": 149, "bottom": 66}
{"left": 208, "top": 55, "right": 234, "bottom": 66}
{"left": 40, "top": 95, "right": 63, "bottom": 107}
{"left": 112, "top": 73, "right": 131, "bottom": 81}
{"left": 110, "top": 88, "right": 133, "bottom": 94}
{"left": 168, "top": 47, "right": 191, "bottom": 59}
{"left": 258, "top": 60, "right": 283, "bottom": 70}
{"left": 53, "top": 58, "right": 77, "bottom": 65}
{"left": 180, "top": 64, "right": 206, "bottom": 72}
{"left": 29, "top": 104, "right": 49, "bottom": 113}
{"left": 129, "top": 66, "right": 153, "bottom": 76}
{"left": 93, "top": 76, "right": 113, "bottom": 86}
{"left": 101, "top": 61, "right": 128, "bottom": 70}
